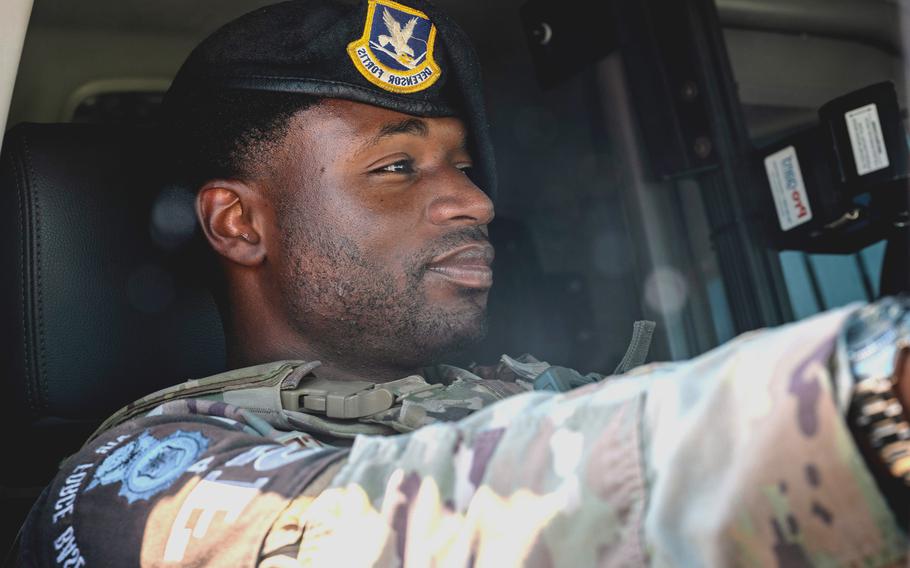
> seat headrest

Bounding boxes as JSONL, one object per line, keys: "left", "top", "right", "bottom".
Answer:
{"left": 0, "top": 123, "right": 226, "bottom": 430}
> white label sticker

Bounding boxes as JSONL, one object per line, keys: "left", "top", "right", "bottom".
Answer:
{"left": 845, "top": 103, "right": 890, "bottom": 176}
{"left": 764, "top": 145, "right": 812, "bottom": 231}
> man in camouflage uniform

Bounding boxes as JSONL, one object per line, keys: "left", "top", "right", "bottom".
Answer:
{"left": 18, "top": 0, "right": 909, "bottom": 565}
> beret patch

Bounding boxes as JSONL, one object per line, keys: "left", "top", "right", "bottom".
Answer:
{"left": 346, "top": 0, "right": 442, "bottom": 94}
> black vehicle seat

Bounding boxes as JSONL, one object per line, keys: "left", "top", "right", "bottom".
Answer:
{"left": 0, "top": 123, "right": 226, "bottom": 550}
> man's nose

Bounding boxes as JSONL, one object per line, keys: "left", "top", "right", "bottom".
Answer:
{"left": 426, "top": 168, "right": 495, "bottom": 227}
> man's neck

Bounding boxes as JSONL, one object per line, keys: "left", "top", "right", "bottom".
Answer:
{"left": 223, "top": 279, "right": 425, "bottom": 382}
{"left": 226, "top": 336, "right": 422, "bottom": 384}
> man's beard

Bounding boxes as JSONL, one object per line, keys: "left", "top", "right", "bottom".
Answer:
{"left": 276, "top": 213, "right": 489, "bottom": 371}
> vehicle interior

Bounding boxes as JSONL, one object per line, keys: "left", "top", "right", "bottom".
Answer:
{"left": 1, "top": 0, "right": 908, "bottom": 554}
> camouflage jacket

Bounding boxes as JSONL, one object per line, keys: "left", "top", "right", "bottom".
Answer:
{"left": 19, "top": 307, "right": 909, "bottom": 566}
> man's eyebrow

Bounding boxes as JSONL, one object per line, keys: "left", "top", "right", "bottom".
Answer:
{"left": 364, "top": 118, "right": 429, "bottom": 148}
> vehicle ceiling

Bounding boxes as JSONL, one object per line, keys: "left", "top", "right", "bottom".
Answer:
{"left": 14, "top": 0, "right": 905, "bottom": 133}
{"left": 29, "top": 0, "right": 476, "bottom": 36}
{"left": 27, "top": 0, "right": 903, "bottom": 40}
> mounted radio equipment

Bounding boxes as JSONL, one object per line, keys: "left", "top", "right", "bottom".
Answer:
{"left": 760, "top": 82, "right": 910, "bottom": 255}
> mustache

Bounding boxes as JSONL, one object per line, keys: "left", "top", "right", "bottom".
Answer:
{"left": 418, "top": 226, "right": 491, "bottom": 268}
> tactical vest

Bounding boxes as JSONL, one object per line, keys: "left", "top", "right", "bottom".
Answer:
{"left": 89, "top": 321, "right": 654, "bottom": 444}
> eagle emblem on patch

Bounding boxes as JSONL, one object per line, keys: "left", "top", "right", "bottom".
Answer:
{"left": 347, "top": 0, "right": 441, "bottom": 94}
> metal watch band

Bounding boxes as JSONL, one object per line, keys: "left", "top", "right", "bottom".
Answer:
{"left": 850, "top": 373, "right": 910, "bottom": 486}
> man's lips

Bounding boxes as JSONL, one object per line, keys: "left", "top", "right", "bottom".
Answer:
{"left": 426, "top": 243, "right": 494, "bottom": 289}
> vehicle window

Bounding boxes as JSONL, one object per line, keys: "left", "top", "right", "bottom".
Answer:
{"left": 724, "top": 10, "right": 906, "bottom": 320}
{"left": 71, "top": 91, "right": 163, "bottom": 126}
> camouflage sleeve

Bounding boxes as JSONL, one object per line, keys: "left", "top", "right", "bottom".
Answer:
{"left": 18, "top": 412, "right": 347, "bottom": 567}
{"left": 267, "top": 307, "right": 908, "bottom": 566}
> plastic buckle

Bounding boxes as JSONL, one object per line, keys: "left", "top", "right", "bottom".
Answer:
{"left": 280, "top": 378, "right": 395, "bottom": 419}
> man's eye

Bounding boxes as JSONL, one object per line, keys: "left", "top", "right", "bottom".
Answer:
{"left": 457, "top": 164, "right": 474, "bottom": 175}
{"left": 376, "top": 160, "right": 415, "bottom": 174}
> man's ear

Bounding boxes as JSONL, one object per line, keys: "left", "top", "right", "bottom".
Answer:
{"left": 196, "top": 180, "right": 267, "bottom": 267}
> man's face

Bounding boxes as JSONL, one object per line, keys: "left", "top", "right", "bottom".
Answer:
{"left": 266, "top": 99, "right": 495, "bottom": 371}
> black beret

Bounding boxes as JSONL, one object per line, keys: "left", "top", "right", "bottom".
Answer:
{"left": 164, "top": 0, "right": 496, "bottom": 197}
